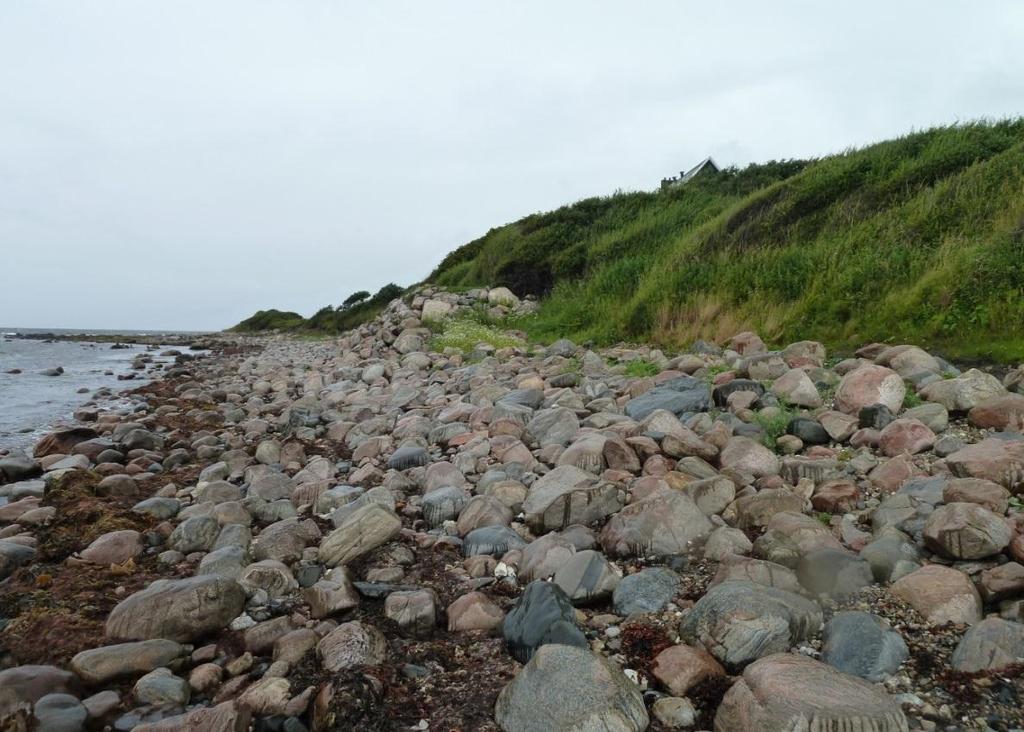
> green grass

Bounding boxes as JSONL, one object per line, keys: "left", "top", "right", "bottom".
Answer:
{"left": 559, "top": 357, "right": 582, "bottom": 374}
{"left": 903, "top": 388, "right": 924, "bottom": 409}
{"left": 429, "top": 121, "right": 1024, "bottom": 362}
{"left": 623, "top": 359, "right": 662, "bottom": 377}
{"left": 701, "top": 364, "right": 730, "bottom": 385}
{"left": 754, "top": 404, "right": 798, "bottom": 450}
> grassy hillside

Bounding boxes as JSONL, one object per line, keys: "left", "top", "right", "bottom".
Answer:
{"left": 431, "top": 121, "right": 1024, "bottom": 361}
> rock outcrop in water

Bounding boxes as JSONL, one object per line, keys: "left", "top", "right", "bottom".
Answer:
{"left": 1, "top": 286, "right": 1024, "bottom": 729}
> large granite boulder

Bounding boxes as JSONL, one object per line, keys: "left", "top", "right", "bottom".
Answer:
{"left": 320, "top": 503, "right": 401, "bottom": 567}
{"left": 600, "top": 489, "right": 712, "bottom": 558}
{"left": 951, "top": 617, "right": 1024, "bottom": 672}
{"left": 494, "top": 644, "right": 648, "bottom": 732}
{"left": 33, "top": 427, "right": 99, "bottom": 458}
{"left": 715, "top": 653, "right": 907, "bottom": 731}
{"left": 922, "top": 502, "right": 1012, "bottom": 560}
{"left": 968, "top": 393, "right": 1024, "bottom": 431}
{"left": 624, "top": 376, "right": 711, "bottom": 420}
{"left": 890, "top": 565, "right": 982, "bottom": 625}
{"left": 821, "top": 612, "right": 908, "bottom": 681}
{"left": 522, "top": 465, "right": 624, "bottom": 532}
{"left": 106, "top": 576, "right": 245, "bottom": 642}
{"left": 946, "top": 437, "right": 1024, "bottom": 491}
{"left": 834, "top": 365, "right": 905, "bottom": 415}
{"left": 680, "top": 580, "right": 822, "bottom": 669}
{"left": 921, "top": 368, "right": 1004, "bottom": 411}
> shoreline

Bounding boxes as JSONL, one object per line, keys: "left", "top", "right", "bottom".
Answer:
{"left": 0, "top": 339, "right": 218, "bottom": 456}
{"left": 1, "top": 288, "right": 1023, "bottom": 729}
{"left": 3, "top": 332, "right": 213, "bottom": 347}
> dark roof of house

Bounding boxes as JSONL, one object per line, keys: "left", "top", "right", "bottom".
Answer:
{"left": 679, "top": 156, "right": 719, "bottom": 184}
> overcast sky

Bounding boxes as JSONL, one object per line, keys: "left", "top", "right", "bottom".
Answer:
{"left": 2, "top": 2, "right": 1022, "bottom": 330}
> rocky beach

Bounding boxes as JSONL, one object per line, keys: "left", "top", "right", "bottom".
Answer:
{"left": 3, "top": 286, "right": 1024, "bottom": 731}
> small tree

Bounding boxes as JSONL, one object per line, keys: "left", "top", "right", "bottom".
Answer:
{"left": 341, "top": 290, "right": 371, "bottom": 309}
{"left": 371, "top": 283, "right": 404, "bottom": 303}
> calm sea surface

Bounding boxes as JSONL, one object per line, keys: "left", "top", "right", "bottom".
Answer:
{"left": 0, "top": 328, "right": 206, "bottom": 453}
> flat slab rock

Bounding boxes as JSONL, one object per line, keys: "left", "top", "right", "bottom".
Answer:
{"left": 715, "top": 653, "right": 908, "bottom": 732}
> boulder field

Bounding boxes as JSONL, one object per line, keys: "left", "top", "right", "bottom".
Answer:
{"left": 2, "top": 287, "right": 1024, "bottom": 730}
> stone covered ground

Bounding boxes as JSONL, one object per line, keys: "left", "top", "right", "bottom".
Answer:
{"left": 2, "top": 287, "right": 1024, "bottom": 731}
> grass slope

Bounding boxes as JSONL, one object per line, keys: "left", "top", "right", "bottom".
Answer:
{"left": 431, "top": 121, "right": 1024, "bottom": 361}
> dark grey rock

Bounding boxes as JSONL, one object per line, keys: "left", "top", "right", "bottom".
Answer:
{"left": 612, "top": 567, "right": 680, "bottom": 616}
{"left": 821, "top": 611, "right": 908, "bottom": 681}
{"left": 421, "top": 485, "right": 470, "bottom": 528}
{"left": 197, "top": 545, "right": 248, "bottom": 580}
{"left": 786, "top": 418, "right": 830, "bottom": 445}
{"left": 712, "top": 379, "right": 766, "bottom": 408}
{"left": 692, "top": 340, "right": 723, "bottom": 356}
{"left": 498, "top": 388, "right": 545, "bottom": 410}
{"left": 859, "top": 404, "right": 894, "bottom": 430}
{"left": 860, "top": 534, "right": 921, "bottom": 583}
{"left": 0, "top": 453, "right": 41, "bottom": 482}
{"left": 626, "top": 377, "right": 712, "bottom": 420}
{"left": 525, "top": 408, "right": 580, "bottom": 448}
{"left": 0, "top": 540, "right": 36, "bottom": 581}
{"left": 387, "top": 445, "right": 429, "bottom": 471}
{"left": 796, "top": 548, "right": 873, "bottom": 599}
{"left": 132, "top": 497, "right": 181, "bottom": 520}
{"left": 552, "top": 550, "right": 620, "bottom": 605}
{"left": 168, "top": 516, "right": 220, "bottom": 553}
{"left": 33, "top": 693, "right": 87, "bottom": 732}
{"left": 546, "top": 339, "right": 577, "bottom": 358}
{"left": 462, "top": 525, "right": 526, "bottom": 557}
{"left": 503, "top": 581, "right": 588, "bottom": 663}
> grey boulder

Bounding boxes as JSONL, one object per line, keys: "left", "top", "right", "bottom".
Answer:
{"left": 105, "top": 576, "right": 245, "bottom": 642}
{"left": 680, "top": 580, "right": 822, "bottom": 669}
{"left": 494, "top": 644, "right": 648, "bottom": 732}
{"left": 821, "top": 612, "right": 908, "bottom": 681}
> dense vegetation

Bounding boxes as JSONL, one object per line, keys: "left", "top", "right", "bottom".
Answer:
{"left": 230, "top": 283, "right": 403, "bottom": 335}
{"left": 431, "top": 121, "right": 1024, "bottom": 361}
{"left": 230, "top": 309, "right": 306, "bottom": 333}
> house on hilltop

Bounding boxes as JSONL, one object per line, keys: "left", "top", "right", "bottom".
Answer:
{"left": 660, "top": 157, "right": 719, "bottom": 190}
